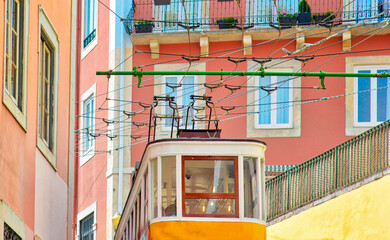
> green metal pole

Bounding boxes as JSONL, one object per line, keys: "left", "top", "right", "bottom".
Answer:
{"left": 96, "top": 67, "right": 390, "bottom": 87}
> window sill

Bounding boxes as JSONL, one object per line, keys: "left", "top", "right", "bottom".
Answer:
{"left": 37, "top": 137, "right": 57, "bottom": 170}
{"left": 80, "top": 148, "right": 95, "bottom": 166}
{"left": 3, "top": 92, "right": 27, "bottom": 132}
{"left": 81, "top": 36, "right": 98, "bottom": 60}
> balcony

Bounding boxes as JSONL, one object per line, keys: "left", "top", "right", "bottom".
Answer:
{"left": 125, "top": 0, "right": 389, "bottom": 34}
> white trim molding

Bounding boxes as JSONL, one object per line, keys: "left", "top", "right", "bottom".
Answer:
{"left": 247, "top": 59, "right": 301, "bottom": 138}
{"left": 345, "top": 55, "right": 390, "bottom": 136}
{"left": 80, "top": 83, "right": 97, "bottom": 166}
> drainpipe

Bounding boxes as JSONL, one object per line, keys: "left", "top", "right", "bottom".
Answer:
{"left": 72, "top": 0, "right": 82, "bottom": 238}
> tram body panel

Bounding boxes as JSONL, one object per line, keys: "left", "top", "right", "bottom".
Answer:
{"left": 150, "top": 221, "right": 266, "bottom": 240}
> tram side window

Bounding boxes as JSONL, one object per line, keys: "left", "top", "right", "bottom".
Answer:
{"left": 182, "top": 156, "right": 238, "bottom": 217}
{"left": 151, "top": 158, "right": 158, "bottom": 218}
{"left": 162, "top": 156, "right": 176, "bottom": 216}
{"left": 244, "top": 157, "right": 259, "bottom": 218}
{"left": 144, "top": 170, "right": 149, "bottom": 226}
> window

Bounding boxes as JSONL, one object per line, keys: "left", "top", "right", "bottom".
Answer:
{"left": 243, "top": 157, "right": 259, "bottom": 218}
{"left": 150, "top": 158, "right": 158, "bottom": 219}
{"left": 3, "top": 0, "right": 28, "bottom": 129}
{"left": 255, "top": 75, "right": 293, "bottom": 129}
{"left": 154, "top": 63, "right": 206, "bottom": 138}
{"left": 0, "top": 200, "right": 25, "bottom": 240}
{"left": 82, "top": 0, "right": 98, "bottom": 57}
{"left": 80, "top": 213, "right": 94, "bottom": 240}
{"left": 37, "top": 7, "right": 59, "bottom": 169}
{"left": 182, "top": 156, "right": 238, "bottom": 217}
{"left": 354, "top": 67, "right": 389, "bottom": 126}
{"left": 247, "top": 61, "right": 301, "bottom": 138}
{"left": 4, "top": 223, "right": 22, "bottom": 240}
{"left": 80, "top": 84, "right": 96, "bottom": 165}
{"left": 164, "top": 76, "right": 197, "bottom": 130}
{"left": 161, "top": 156, "right": 176, "bottom": 217}
{"left": 77, "top": 202, "right": 96, "bottom": 240}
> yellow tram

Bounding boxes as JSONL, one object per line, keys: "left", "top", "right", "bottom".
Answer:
{"left": 114, "top": 96, "right": 267, "bottom": 240}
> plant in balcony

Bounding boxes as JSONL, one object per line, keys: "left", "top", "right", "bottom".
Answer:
{"left": 216, "top": 17, "right": 238, "bottom": 29}
{"left": 278, "top": 11, "right": 298, "bottom": 27}
{"left": 134, "top": 19, "right": 154, "bottom": 33}
{"left": 312, "top": 11, "right": 335, "bottom": 24}
{"left": 298, "top": 0, "right": 311, "bottom": 25}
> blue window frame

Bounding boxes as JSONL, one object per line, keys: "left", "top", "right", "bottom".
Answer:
{"left": 83, "top": 0, "right": 96, "bottom": 48}
{"left": 164, "top": 76, "right": 196, "bottom": 129}
{"left": 256, "top": 75, "right": 292, "bottom": 128}
{"left": 355, "top": 68, "right": 390, "bottom": 125}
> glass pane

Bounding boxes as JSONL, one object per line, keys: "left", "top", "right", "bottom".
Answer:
{"left": 181, "top": 76, "right": 195, "bottom": 128}
{"left": 244, "top": 157, "right": 258, "bottom": 218}
{"left": 357, "top": 71, "right": 371, "bottom": 123}
{"left": 184, "top": 159, "right": 235, "bottom": 194}
{"left": 185, "top": 198, "right": 235, "bottom": 215}
{"left": 150, "top": 158, "right": 158, "bottom": 219}
{"left": 165, "top": 77, "right": 177, "bottom": 128}
{"left": 377, "top": 70, "right": 389, "bottom": 122}
{"left": 80, "top": 213, "right": 94, "bottom": 240}
{"left": 259, "top": 76, "right": 271, "bottom": 124}
{"left": 276, "top": 76, "right": 289, "bottom": 124}
{"left": 161, "top": 156, "right": 176, "bottom": 216}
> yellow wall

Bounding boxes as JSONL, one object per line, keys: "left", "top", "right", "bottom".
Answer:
{"left": 151, "top": 221, "right": 266, "bottom": 240}
{"left": 267, "top": 173, "right": 390, "bottom": 240}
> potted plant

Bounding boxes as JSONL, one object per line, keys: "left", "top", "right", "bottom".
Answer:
{"left": 298, "top": 0, "right": 311, "bottom": 25}
{"left": 216, "top": 17, "right": 237, "bottom": 29}
{"left": 134, "top": 19, "right": 154, "bottom": 33}
{"left": 278, "top": 11, "right": 298, "bottom": 27}
{"left": 312, "top": 11, "right": 334, "bottom": 24}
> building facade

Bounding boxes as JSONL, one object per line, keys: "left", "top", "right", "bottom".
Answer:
{"left": 74, "top": 0, "right": 389, "bottom": 239}
{"left": 0, "top": 0, "right": 76, "bottom": 239}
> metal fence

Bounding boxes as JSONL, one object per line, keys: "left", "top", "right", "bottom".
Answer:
{"left": 125, "top": 0, "right": 390, "bottom": 34}
{"left": 266, "top": 120, "right": 390, "bottom": 221}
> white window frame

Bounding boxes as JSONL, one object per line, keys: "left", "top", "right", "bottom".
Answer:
{"left": 37, "top": 6, "right": 59, "bottom": 170}
{"left": 162, "top": 75, "right": 199, "bottom": 132}
{"left": 2, "top": 0, "right": 30, "bottom": 130}
{"left": 80, "top": 83, "right": 96, "bottom": 166}
{"left": 353, "top": 65, "right": 389, "bottom": 127}
{"left": 0, "top": 200, "right": 25, "bottom": 240}
{"left": 247, "top": 60, "right": 301, "bottom": 138}
{"left": 76, "top": 202, "right": 97, "bottom": 240}
{"left": 254, "top": 72, "right": 293, "bottom": 129}
{"left": 81, "top": 0, "right": 98, "bottom": 59}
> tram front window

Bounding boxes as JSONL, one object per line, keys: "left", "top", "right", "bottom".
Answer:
{"left": 182, "top": 156, "right": 238, "bottom": 217}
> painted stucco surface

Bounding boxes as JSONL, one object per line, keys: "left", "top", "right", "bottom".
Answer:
{"left": 267, "top": 174, "right": 390, "bottom": 240}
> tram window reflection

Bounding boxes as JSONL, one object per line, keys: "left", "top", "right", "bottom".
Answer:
{"left": 185, "top": 199, "right": 236, "bottom": 215}
{"left": 244, "top": 157, "right": 259, "bottom": 218}
{"left": 184, "top": 159, "right": 235, "bottom": 194}
{"left": 162, "top": 156, "right": 176, "bottom": 216}
{"left": 151, "top": 158, "right": 157, "bottom": 218}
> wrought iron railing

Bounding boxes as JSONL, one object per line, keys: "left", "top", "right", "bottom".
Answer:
{"left": 265, "top": 120, "right": 390, "bottom": 221}
{"left": 125, "top": 0, "right": 390, "bottom": 34}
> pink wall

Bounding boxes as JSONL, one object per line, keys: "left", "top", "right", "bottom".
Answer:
{"left": 74, "top": 0, "right": 110, "bottom": 238}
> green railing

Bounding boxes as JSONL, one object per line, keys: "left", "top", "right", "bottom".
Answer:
{"left": 266, "top": 120, "right": 390, "bottom": 221}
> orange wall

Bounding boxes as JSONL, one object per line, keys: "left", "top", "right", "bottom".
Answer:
{"left": 0, "top": 0, "right": 73, "bottom": 237}
{"left": 130, "top": 33, "right": 390, "bottom": 167}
